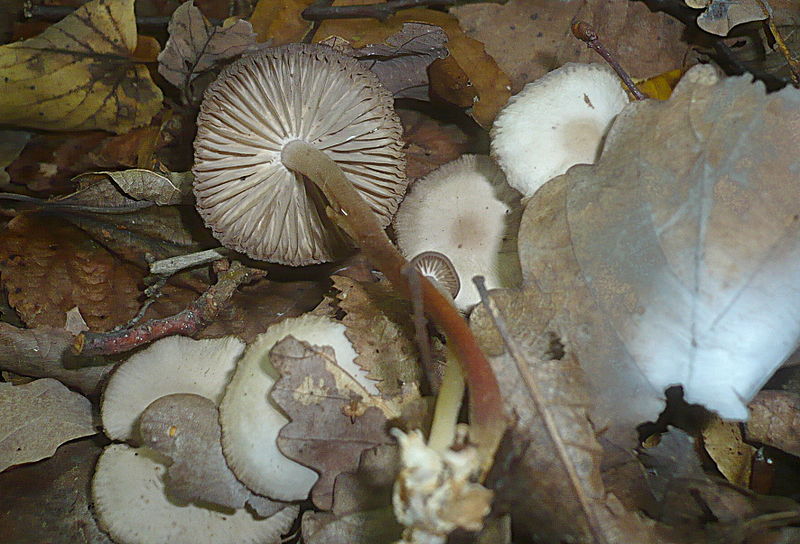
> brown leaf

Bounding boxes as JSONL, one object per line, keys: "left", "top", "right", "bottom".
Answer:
{"left": 73, "top": 169, "right": 193, "bottom": 205}
{"left": 0, "top": 379, "right": 97, "bottom": 473}
{"left": 747, "top": 390, "right": 800, "bottom": 458}
{"left": 248, "top": 0, "right": 314, "bottom": 45}
{"left": 321, "top": 23, "right": 448, "bottom": 100}
{"left": 270, "top": 337, "right": 397, "bottom": 510}
{"left": 0, "top": 130, "right": 30, "bottom": 187}
{"left": 453, "top": 0, "right": 690, "bottom": 93}
{"left": 315, "top": 7, "right": 511, "bottom": 128}
{"left": 333, "top": 275, "right": 426, "bottom": 396}
{"left": 139, "top": 393, "right": 284, "bottom": 516}
{"left": 0, "top": 437, "right": 113, "bottom": 544}
{"left": 159, "top": 1, "right": 257, "bottom": 104}
{"left": 701, "top": 415, "right": 755, "bottom": 487}
{"left": 398, "top": 107, "right": 473, "bottom": 181}
{"left": 0, "top": 0, "right": 163, "bottom": 133}
{"left": 472, "top": 291, "right": 659, "bottom": 543}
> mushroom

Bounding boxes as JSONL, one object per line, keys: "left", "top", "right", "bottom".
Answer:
{"left": 218, "top": 313, "right": 376, "bottom": 501}
{"left": 393, "top": 154, "right": 521, "bottom": 310}
{"left": 92, "top": 444, "right": 298, "bottom": 544}
{"left": 193, "top": 43, "right": 407, "bottom": 266}
{"left": 490, "top": 63, "right": 629, "bottom": 198}
{"left": 410, "top": 251, "right": 460, "bottom": 300}
{"left": 101, "top": 335, "right": 244, "bottom": 442}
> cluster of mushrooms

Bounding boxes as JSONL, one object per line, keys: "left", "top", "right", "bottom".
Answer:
{"left": 91, "top": 43, "right": 631, "bottom": 543}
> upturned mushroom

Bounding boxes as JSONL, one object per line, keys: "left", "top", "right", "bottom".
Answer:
{"left": 393, "top": 154, "right": 521, "bottom": 310}
{"left": 490, "top": 63, "right": 629, "bottom": 198}
{"left": 193, "top": 43, "right": 407, "bottom": 266}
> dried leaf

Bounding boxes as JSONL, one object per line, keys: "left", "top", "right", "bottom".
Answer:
{"left": 333, "top": 275, "right": 425, "bottom": 395}
{"left": 248, "top": 0, "right": 314, "bottom": 45}
{"left": 701, "top": 415, "right": 755, "bottom": 487}
{"left": 139, "top": 393, "right": 284, "bottom": 516}
{"left": 471, "top": 292, "right": 658, "bottom": 543}
{"left": 686, "top": 0, "right": 767, "bottom": 36}
{"left": 453, "top": 0, "right": 690, "bottom": 92}
{"left": 0, "top": 130, "right": 31, "bottom": 187}
{"left": 0, "top": 0, "right": 162, "bottom": 133}
{"left": 315, "top": 8, "right": 511, "bottom": 127}
{"left": 0, "top": 437, "right": 113, "bottom": 544}
{"left": 270, "top": 337, "right": 398, "bottom": 510}
{"left": 746, "top": 390, "right": 800, "bottom": 457}
{"left": 321, "top": 23, "right": 448, "bottom": 100}
{"left": 398, "top": 107, "right": 473, "bottom": 181}
{"left": 73, "top": 169, "right": 194, "bottom": 205}
{"left": 159, "top": 1, "right": 257, "bottom": 104}
{"left": 303, "top": 508, "right": 401, "bottom": 544}
{"left": 0, "top": 379, "right": 97, "bottom": 473}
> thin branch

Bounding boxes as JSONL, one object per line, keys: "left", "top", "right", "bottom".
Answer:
{"left": 754, "top": 0, "right": 800, "bottom": 87}
{"left": 74, "top": 260, "right": 264, "bottom": 357}
{"left": 301, "top": 0, "right": 455, "bottom": 22}
{"left": 22, "top": 3, "right": 184, "bottom": 27}
{"left": 571, "top": 20, "right": 647, "bottom": 100}
{"left": 474, "top": 276, "right": 609, "bottom": 544}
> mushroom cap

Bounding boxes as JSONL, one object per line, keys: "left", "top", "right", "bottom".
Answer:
{"left": 194, "top": 43, "right": 407, "bottom": 266}
{"left": 219, "top": 313, "right": 374, "bottom": 501}
{"left": 92, "top": 444, "right": 299, "bottom": 544}
{"left": 101, "top": 335, "right": 244, "bottom": 442}
{"left": 490, "top": 63, "right": 629, "bottom": 197}
{"left": 410, "top": 251, "right": 460, "bottom": 299}
{"left": 393, "top": 154, "right": 521, "bottom": 310}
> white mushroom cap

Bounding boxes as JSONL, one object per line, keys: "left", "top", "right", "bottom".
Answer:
{"left": 92, "top": 444, "right": 299, "bottom": 544}
{"left": 101, "top": 335, "right": 244, "bottom": 442}
{"left": 194, "top": 43, "right": 407, "bottom": 266}
{"left": 393, "top": 155, "right": 521, "bottom": 310}
{"left": 219, "top": 313, "right": 373, "bottom": 501}
{"left": 490, "top": 63, "right": 629, "bottom": 197}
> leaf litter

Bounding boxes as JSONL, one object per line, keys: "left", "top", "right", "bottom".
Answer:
{"left": 2, "top": 0, "right": 800, "bottom": 542}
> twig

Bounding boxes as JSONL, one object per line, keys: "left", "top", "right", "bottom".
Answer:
{"left": 402, "top": 262, "right": 436, "bottom": 390}
{"left": 22, "top": 2, "right": 185, "bottom": 27}
{"left": 474, "top": 276, "right": 608, "bottom": 544}
{"left": 74, "top": 260, "right": 264, "bottom": 357}
{"left": 754, "top": 0, "right": 800, "bottom": 87}
{"left": 301, "top": 0, "right": 455, "bottom": 22}
{"left": 281, "top": 140, "right": 507, "bottom": 474}
{"left": 149, "top": 248, "right": 232, "bottom": 276}
{"left": 571, "top": 20, "right": 647, "bottom": 100}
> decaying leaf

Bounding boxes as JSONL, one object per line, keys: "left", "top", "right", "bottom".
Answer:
{"left": 139, "top": 393, "right": 284, "bottom": 516}
{"left": 701, "top": 415, "right": 755, "bottom": 487}
{"left": 248, "top": 0, "right": 314, "bottom": 45}
{"left": 398, "top": 108, "right": 474, "bottom": 181}
{"left": 475, "top": 66, "right": 800, "bottom": 442}
{"left": 159, "top": 1, "right": 257, "bottom": 104}
{"left": 270, "top": 337, "right": 399, "bottom": 510}
{"left": 0, "top": 130, "right": 31, "bottom": 186}
{"left": 453, "top": 0, "right": 690, "bottom": 92}
{"left": 73, "top": 169, "right": 194, "bottom": 205}
{"left": 686, "top": 0, "right": 767, "bottom": 36}
{"left": 471, "top": 293, "right": 658, "bottom": 543}
{"left": 746, "top": 390, "right": 800, "bottom": 457}
{"left": 321, "top": 23, "right": 448, "bottom": 100}
{"left": 0, "top": 437, "right": 113, "bottom": 544}
{"left": 0, "top": 379, "right": 97, "bottom": 473}
{"left": 333, "top": 276, "right": 426, "bottom": 395}
{"left": 315, "top": 8, "right": 511, "bottom": 127}
{"left": 0, "top": 0, "right": 162, "bottom": 133}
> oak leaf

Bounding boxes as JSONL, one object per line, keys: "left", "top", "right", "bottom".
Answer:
{"left": 0, "top": 0, "right": 162, "bottom": 133}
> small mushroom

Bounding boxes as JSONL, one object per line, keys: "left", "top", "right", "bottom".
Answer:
{"left": 92, "top": 444, "right": 298, "bottom": 544}
{"left": 101, "top": 336, "right": 244, "bottom": 442}
{"left": 410, "top": 251, "right": 460, "bottom": 300}
{"left": 218, "top": 313, "right": 376, "bottom": 501}
{"left": 490, "top": 63, "right": 629, "bottom": 198}
{"left": 193, "top": 43, "right": 407, "bottom": 266}
{"left": 393, "top": 154, "right": 521, "bottom": 310}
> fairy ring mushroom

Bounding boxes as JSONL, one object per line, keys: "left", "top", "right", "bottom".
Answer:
{"left": 193, "top": 43, "right": 407, "bottom": 266}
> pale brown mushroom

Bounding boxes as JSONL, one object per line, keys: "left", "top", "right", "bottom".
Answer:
{"left": 410, "top": 251, "right": 460, "bottom": 300}
{"left": 193, "top": 43, "right": 406, "bottom": 266}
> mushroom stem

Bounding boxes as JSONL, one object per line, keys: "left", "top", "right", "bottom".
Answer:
{"left": 281, "top": 139, "right": 506, "bottom": 471}
{"left": 427, "top": 347, "right": 465, "bottom": 452}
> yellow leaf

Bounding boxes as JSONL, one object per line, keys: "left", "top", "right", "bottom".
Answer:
{"left": 0, "top": 0, "right": 163, "bottom": 134}
{"left": 316, "top": 7, "right": 511, "bottom": 128}
{"left": 249, "top": 0, "right": 315, "bottom": 45}
{"left": 634, "top": 69, "right": 684, "bottom": 101}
